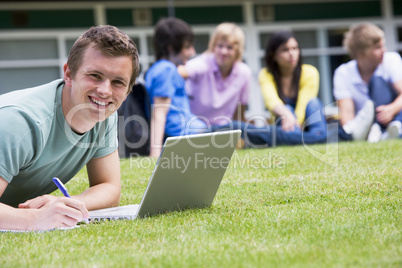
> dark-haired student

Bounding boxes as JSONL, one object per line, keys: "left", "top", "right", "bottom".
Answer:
{"left": 245, "top": 30, "right": 327, "bottom": 146}
{"left": 145, "top": 17, "right": 205, "bottom": 158}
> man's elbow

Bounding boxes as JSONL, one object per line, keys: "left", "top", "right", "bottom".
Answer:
{"left": 111, "top": 185, "right": 121, "bottom": 207}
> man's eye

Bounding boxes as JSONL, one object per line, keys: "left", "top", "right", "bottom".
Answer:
{"left": 91, "top": 74, "right": 101, "bottom": 79}
{"left": 113, "top": 80, "right": 126, "bottom": 87}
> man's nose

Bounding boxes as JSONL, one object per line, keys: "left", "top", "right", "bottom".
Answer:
{"left": 98, "top": 80, "right": 112, "bottom": 96}
{"left": 221, "top": 46, "right": 229, "bottom": 55}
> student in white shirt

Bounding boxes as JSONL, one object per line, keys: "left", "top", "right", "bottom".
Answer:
{"left": 333, "top": 22, "right": 402, "bottom": 142}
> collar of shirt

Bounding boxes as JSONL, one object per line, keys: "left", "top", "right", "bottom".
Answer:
{"left": 350, "top": 60, "right": 367, "bottom": 86}
{"left": 211, "top": 55, "right": 239, "bottom": 80}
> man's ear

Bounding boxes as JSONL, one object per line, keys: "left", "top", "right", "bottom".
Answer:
{"left": 63, "top": 64, "right": 73, "bottom": 86}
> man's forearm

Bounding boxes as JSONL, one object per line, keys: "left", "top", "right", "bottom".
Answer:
{"left": 75, "top": 182, "right": 121, "bottom": 211}
{"left": 0, "top": 196, "right": 88, "bottom": 231}
{"left": 0, "top": 203, "right": 36, "bottom": 230}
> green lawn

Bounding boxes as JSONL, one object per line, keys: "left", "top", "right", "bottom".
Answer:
{"left": 1, "top": 140, "right": 401, "bottom": 267}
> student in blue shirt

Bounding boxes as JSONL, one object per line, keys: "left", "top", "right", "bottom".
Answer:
{"left": 145, "top": 18, "right": 207, "bottom": 157}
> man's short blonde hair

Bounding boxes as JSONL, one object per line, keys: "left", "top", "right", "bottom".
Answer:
{"left": 207, "top": 22, "right": 245, "bottom": 62}
{"left": 343, "top": 22, "right": 384, "bottom": 59}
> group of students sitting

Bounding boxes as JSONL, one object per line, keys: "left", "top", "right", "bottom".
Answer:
{"left": 130, "top": 18, "right": 402, "bottom": 157}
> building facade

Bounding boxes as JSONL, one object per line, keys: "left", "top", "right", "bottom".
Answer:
{"left": 1, "top": 0, "right": 402, "bottom": 118}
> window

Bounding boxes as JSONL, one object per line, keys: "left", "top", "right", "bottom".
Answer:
{"left": 0, "top": 39, "right": 58, "bottom": 60}
{"left": 194, "top": 34, "right": 210, "bottom": 54}
{"left": 0, "top": 67, "right": 59, "bottom": 93}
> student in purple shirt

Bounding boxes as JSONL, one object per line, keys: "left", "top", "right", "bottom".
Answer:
{"left": 178, "top": 23, "right": 252, "bottom": 126}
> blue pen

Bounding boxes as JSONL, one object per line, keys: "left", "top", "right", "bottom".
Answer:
{"left": 52, "top": 177, "right": 71, "bottom": 197}
{"left": 52, "top": 177, "right": 89, "bottom": 223}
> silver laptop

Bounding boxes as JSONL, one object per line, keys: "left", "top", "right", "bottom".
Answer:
{"left": 89, "top": 130, "right": 241, "bottom": 221}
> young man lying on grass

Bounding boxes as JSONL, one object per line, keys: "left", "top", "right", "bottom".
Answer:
{"left": 0, "top": 25, "right": 139, "bottom": 231}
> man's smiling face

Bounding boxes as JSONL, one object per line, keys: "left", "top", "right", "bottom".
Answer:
{"left": 62, "top": 45, "right": 132, "bottom": 133}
